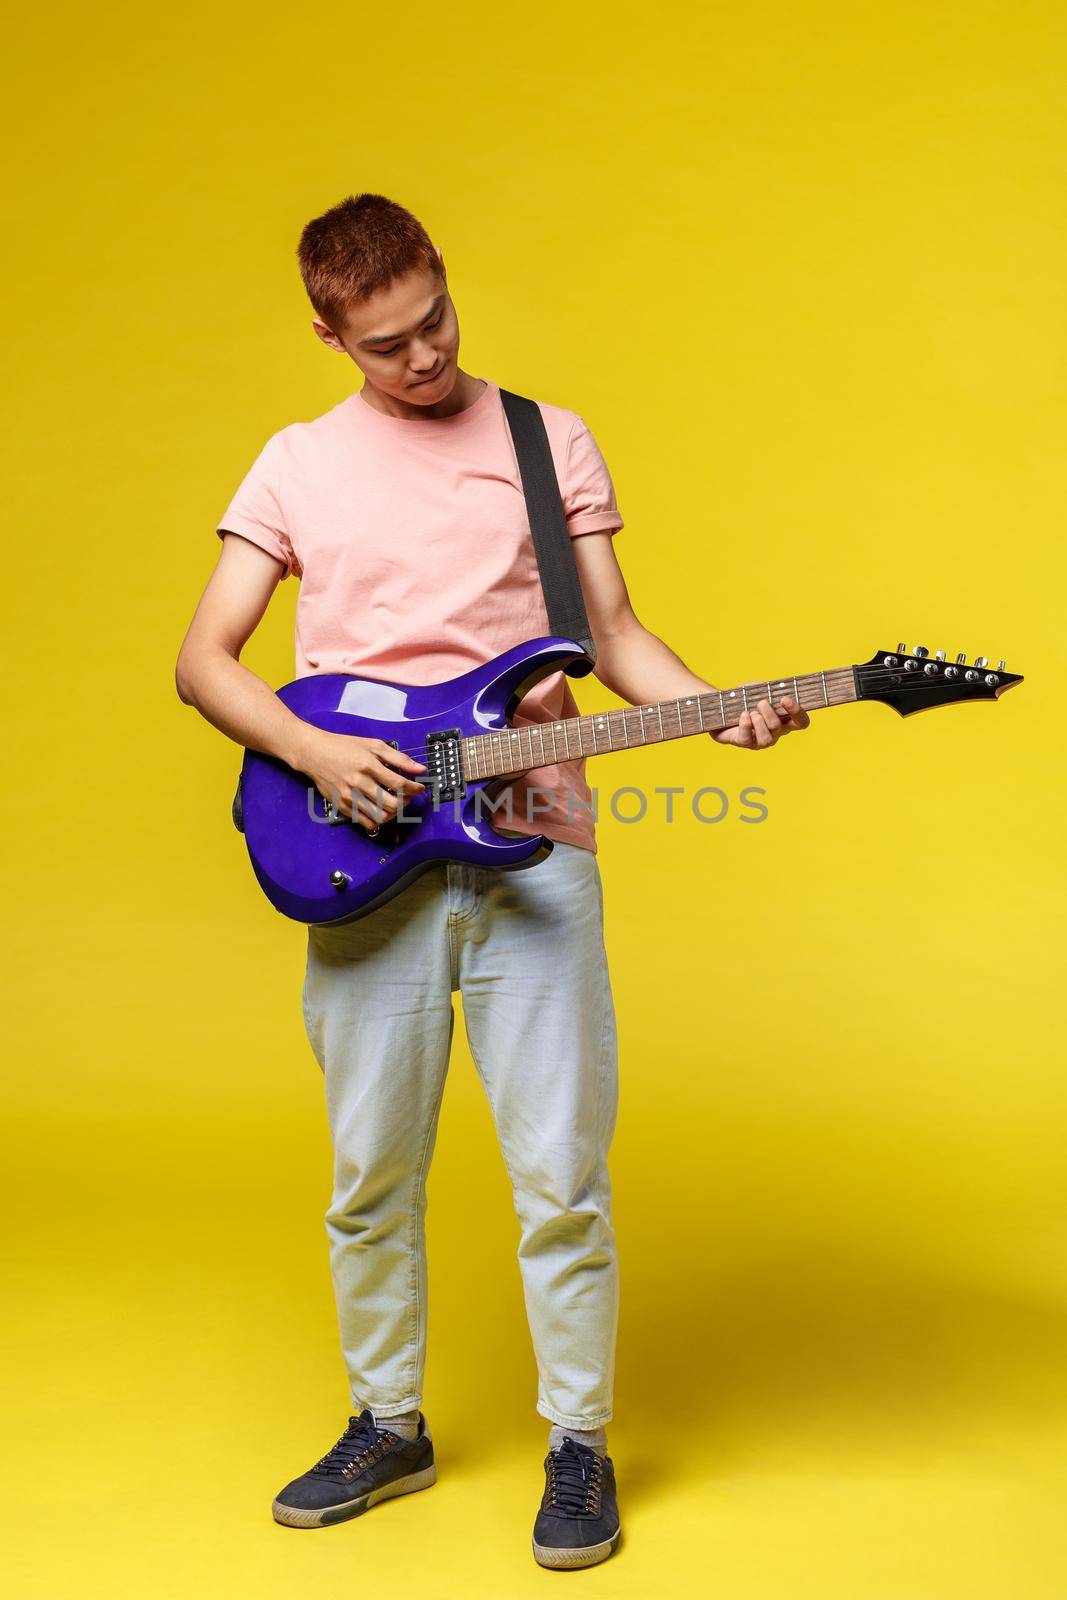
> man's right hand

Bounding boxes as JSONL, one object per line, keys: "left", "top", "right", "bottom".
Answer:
{"left": 298, "top": 728, "right": 429, "bottom": 831}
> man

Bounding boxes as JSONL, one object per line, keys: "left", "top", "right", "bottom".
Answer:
{"left": 176, "top": 192, "right": 809, "bottom": 1569}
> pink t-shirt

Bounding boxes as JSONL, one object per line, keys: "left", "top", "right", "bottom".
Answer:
{"left": 216, "top": 377, "right": 624, "bottom": 853}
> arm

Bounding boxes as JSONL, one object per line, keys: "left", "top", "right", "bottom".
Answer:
{"left": 175, "top": 534, "right": 426, "bottom": 825}
{"left": 571, "top": 533, "right": 810, "bottom": 749}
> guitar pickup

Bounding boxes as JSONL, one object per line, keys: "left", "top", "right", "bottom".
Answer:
{"left": 424, "top": 728, "right": 466, "bottom": 803}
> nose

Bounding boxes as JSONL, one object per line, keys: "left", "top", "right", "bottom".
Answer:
{"left": 409, "top": 336, "right": 439, "bottom": 374}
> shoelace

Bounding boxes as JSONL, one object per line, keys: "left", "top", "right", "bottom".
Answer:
{"left": 310, "top": 1415, "right": 398, "bottom": 1481}
{"left": 545, "top": 1436, "right": 603, "bottom": 1515}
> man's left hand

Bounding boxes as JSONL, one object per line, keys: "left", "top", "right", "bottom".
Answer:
{"left": 711, "top": 696, "right": 811, "bottom": 749}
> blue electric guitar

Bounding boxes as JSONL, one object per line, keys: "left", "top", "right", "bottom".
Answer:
{"left": 234, "top": 635, "right": 1022, "bottom": 926}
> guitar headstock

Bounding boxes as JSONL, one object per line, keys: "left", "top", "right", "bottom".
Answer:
{"left": 855, "top": 645, "right": 1023, "bottom": 716}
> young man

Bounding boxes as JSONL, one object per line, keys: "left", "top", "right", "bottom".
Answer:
{"left": 176, "top": 193, "right": 809, "bottom": 1568}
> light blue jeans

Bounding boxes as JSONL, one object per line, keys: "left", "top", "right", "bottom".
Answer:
{"left": 301, "top": 840, "right": 620, "bottom": 1429}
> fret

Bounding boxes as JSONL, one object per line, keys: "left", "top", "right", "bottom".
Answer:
{"left": 820, "top": 670, "right": 829, "bottom": 707}
{"left": 741, "top": 684, "right": 749, "bottom": 712}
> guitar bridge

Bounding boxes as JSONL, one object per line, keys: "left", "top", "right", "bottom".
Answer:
{"left": 425, "top": 728, "right": 466, "bottom": 803}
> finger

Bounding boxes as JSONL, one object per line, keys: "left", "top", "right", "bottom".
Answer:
{"left": 772, "top": 699, "right": 806, "bottom": 737}
{"left": 756, "top": 697, "right": 784, "bottom": 733}
{"left": 737, "top": 711, "right": 756, "bottom": 747}
{"left": 375, "top": 739, "right": 427, "bottom": 774}
{"left": 370, "top": 758, "right": 426, "bottom": 798}
{"left": 350, "top": 802, "right": 378, "bottom": 831}
{"left": 750, "top": 710, "right": 776, "bottom": 749}
{"left": 331, "top": 786, "right": 355, "bottom": 821}
{"left": 353, "top": 779, "right": 399, "bottom": 823}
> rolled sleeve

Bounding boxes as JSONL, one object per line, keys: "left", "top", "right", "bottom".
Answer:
{"left": 215, "top": 432, "right": 299, "bottom": 578}
{"left": 563, "top": 416, "right": 624, "bottom": 538}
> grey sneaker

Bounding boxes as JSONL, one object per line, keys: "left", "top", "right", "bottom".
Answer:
{"left": 272, "top": 1409, "right": 435, "bottom": 1528}
{"left": 532, "top": 1434, "right": 621, "bottom": 1568}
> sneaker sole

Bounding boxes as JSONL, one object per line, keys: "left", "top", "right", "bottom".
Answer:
{"left": 532, "top": 1526, "right": 621, "bottom": 1569}
{"left": 272, "top": 1463, "right": 437, "bottom": 1529}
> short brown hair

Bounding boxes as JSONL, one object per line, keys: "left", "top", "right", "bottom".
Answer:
{"left": 297, "top": 193, "right": 441, "bottom": 331}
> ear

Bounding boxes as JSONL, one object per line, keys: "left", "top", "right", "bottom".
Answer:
{"left": 311, "top": 317, "right": 345, "bottom": 352}
{"left": 435, "top": 245, "right": 447, "bottom": 281}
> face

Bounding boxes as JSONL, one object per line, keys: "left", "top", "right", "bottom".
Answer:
{"left": 315, "top": 255, "right": 461, "bottom": 405}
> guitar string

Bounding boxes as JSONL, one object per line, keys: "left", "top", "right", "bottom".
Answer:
{"left": 351, "top": 669, "right": 1010, "bottom": 765}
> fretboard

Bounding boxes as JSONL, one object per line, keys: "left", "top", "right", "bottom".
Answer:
{"left": 462, "top": 665, "right": 857, "bottom": 782}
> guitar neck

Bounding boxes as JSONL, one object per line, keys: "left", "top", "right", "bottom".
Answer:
{"left": 462, "top": 664, "right": 858, "bottom": 781}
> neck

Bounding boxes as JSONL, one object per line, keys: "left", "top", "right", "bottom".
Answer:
{"left": 462, "top": 663, "right": 858, "bottom": 781}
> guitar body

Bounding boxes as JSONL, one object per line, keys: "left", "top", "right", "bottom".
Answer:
{"left": 239, "top": 635, "right": 589, "bottom": 925}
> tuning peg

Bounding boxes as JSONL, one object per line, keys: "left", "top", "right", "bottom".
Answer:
{"left": 897, "top": 642, "right": 907, "bottom": 654}
{"left": 996, "top": 660, "right": 1006, "bottom": 672}
{"left": 914, "top": 645, "right": 929, "bottom": 659}
{"left": 975, "top": 656, "right": 988, "bottom": 669}
{"left": 935, "top": 649, "right": 946, "bottom": 661}
{"left": 955, "top": 652, "right": 967, "bottom": 665}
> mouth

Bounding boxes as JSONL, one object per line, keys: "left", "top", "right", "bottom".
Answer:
{"left": 411, "top": 362, "right": 447, "bottom": 388}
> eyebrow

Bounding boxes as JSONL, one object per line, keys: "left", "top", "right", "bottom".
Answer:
{"left": 357, "top": 294, "right": 445, "bottom": 349}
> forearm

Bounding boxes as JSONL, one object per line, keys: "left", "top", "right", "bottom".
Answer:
{"left": 176, "top": 645, "right": 315, "bottom": 771}
{"left": 592, "top": 619, "right": 714, "bottom": 705}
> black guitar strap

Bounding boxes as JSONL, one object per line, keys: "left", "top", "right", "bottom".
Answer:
{"left": 498, "top": 388, "right": 597, "bottom": 677}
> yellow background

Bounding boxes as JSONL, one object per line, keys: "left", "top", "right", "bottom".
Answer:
{"left": 4, "top": 1, "right": 1065, "bottom": 1594}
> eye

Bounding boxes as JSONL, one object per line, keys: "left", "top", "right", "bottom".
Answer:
{"left": 371, "top": 313, "right": 443, "bottom": 358}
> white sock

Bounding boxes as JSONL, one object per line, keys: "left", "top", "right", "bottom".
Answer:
{"left": 549, "top": 1422, "right": 608, "bottom": 1458}
{"left": 372, "top": 1407, "right": 421, "bottom": 1441}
